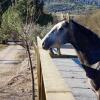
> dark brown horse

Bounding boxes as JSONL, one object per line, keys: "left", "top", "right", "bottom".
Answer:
{"left": 42, "top": 20, "right": 100, "bottom": 100}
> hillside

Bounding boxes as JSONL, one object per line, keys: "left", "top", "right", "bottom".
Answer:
{"left": 44, "top": 0, "right": 100, "bottom": 13}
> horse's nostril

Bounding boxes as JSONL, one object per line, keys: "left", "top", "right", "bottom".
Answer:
{"left": 42, "top": 42, "right": 48, "bottom": 50}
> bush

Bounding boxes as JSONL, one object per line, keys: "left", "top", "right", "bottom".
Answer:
{"left": 30, "top": 23, "right": 54, "bottom": 42}
{"left": 0, "top": 7, "right": 22, "bottom": 43}
{"left": 16, "top": 0, "right": 27, "bottom": 23}
{"left": 0, "top": 0, "right": 54, "bottom": 44}
{"left": 36, "top": 13, "right": 53, "bottom": 26}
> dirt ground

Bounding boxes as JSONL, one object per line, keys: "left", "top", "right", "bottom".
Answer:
{"left": 0, "top": 45, "right": 38, "bottom": 100}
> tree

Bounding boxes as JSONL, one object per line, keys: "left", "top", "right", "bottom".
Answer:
{"left": 0, "top": 0, "right": 15, "bottom": 26}
{"left": 15, "top": 0, "right": 27, "bottom": 23}
{"left": 33, "top": 0, "right": 44, "bottom": 21}
{"left": 0, "top": 7, "right": 22, "bottom": 43}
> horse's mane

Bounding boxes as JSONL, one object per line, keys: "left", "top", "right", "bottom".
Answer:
{"left": 69, "top": 20, "right": 100, "bottom": 65}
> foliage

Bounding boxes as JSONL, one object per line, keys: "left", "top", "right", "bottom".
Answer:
{"left": 16, "top": 0, "right": 44, "bottom": 23}
{"left": 0, "top": 7, "right": 22, "bottom": 43}
{"left": 33, "top": 0, "right": 44, "bottom": 21}
{"left": 15, "top": 0, "right": 27, "bottom": 23}
{"left": 36, "top": 13, "right": 53, "bottom": 26}
{"left": 15, "top": 0, "right": 35, "bottom": 23}
{"left": 30, "top": 22, "right": 54, "bottom": 41}
{"left": 0, "top": 0, "right": 54, "bottom": 44}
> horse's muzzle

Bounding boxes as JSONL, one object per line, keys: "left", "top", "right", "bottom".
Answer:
{"left": 42, "top": 42, "right": 48, "bottom": 50}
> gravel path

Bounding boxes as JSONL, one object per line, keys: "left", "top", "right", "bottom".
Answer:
{"left": 0, "top": 45, "right": 25, "bottom": 88}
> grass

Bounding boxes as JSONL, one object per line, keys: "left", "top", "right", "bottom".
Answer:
{"left": 76, "top": 10, "right": 100, "bottom": 36}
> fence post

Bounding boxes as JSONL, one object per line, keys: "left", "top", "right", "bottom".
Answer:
{"left": 35, "top": 40, "right": 46, "bottom": 100}
{"left": 36, "top": 37, "right": 75, "bottom": 100}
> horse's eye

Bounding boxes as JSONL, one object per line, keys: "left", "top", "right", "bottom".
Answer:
{"left": 59, "top": 27, "right": 63, "bottom": 31}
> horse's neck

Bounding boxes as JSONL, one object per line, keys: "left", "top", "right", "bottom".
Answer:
{"left": 69, "top": 20, "right": 100, "bottom": 65}
{"left": 74, "top": 48, "right": 90, "bottom": 66}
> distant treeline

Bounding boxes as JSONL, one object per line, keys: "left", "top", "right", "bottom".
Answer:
{"left": 44, "top": 2, "right": 99, "bottom": 13}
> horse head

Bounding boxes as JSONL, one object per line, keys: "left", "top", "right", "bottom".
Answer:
{"left": 42, "top": 20, "right": 69, "bottom": 50}
{"left": 42, "top": 20, "right": 100, "bottom": 100}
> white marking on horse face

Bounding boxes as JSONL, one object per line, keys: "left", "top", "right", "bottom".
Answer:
{"left": 42, "top": 21, "right": 66, "bottom": 42}
{"left": 42, "top": 20, "right": 68, "bottom": 49}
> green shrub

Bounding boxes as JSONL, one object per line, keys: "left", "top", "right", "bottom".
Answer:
{"left": 0, "top": 7, "right": 22, "bottom": 42}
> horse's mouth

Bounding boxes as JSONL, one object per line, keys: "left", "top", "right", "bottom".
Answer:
{"left": 42, "top": 46, "right": 49, "bottom": 50}
{"left": 42, "top": 43, "right": 49, "bottom": 50}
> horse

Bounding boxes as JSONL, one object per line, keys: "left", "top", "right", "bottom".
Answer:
{"left": 42, "top": 20, "right": 100, "bottom": 100}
